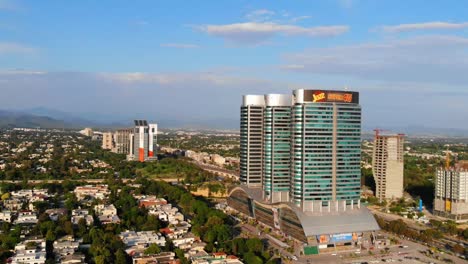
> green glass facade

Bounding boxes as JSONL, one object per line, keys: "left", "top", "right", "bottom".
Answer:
{"left": 335, "top": 104, "right": 361, "bottom": 202}
{"left": 291, "top": 102, "right": 361, "bottom": 209}
{"left": 240, "top": 90, "right": 362, "bottom": 212}
{"left": 263, "top": 106, "right": 291, "bottom": 201}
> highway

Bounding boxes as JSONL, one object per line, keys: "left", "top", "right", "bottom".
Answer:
{"left": 190, "top": 160, "right": 239, "bottom": 180}
{"left": 0, "top": 177, "right": 179, "bottom": 185}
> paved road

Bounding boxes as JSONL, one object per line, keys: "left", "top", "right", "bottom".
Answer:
{"left": 192, "top": 161, "right": 239, "bottom": 180}
{"left": 0, "top": 177, "right": 180, "bottom": 185}
{"left": 369, "top": 207, "right": 427, "bottom": 231}
{"left": 369, "top": 207, "right": 468, "bottom": 258}
{"left": 239, "top": 223, "right": 298, "bottom": 261}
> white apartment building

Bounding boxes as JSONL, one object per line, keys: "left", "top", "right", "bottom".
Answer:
{"left": 120, "top": 230, "right": 166, "bottom": 247}
{"left": 71, "top": 209, "right": 94, "bottom": 226}
{"left": 11, "top": 239, "right": 47, "bottom": 264}
{"left": 74, "top": 185, "right": 109, "bottom": 200}
{"left": 14, "top": 211, "right": 38, "bottom": 224}
{"left": 434, "top": 161, "right": 468, "bottom": 222}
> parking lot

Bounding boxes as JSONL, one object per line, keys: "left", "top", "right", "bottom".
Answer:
{"left": 295, "top": 231, "right": 466, "bottom": 264}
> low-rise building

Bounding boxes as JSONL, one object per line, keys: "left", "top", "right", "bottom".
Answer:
{"left": 54, "top": 236, "right": 80, "bottom": 258}
{"left": 3, "top": 198, "right": 24, "bottom": 211}
{"left": 148, "top": 203, "right": 184, "bottom": 225}
{"left": 14, "top": 211, "right": 38, "bottom": 224}
{"left": 210, "top": 154, "right": 226, "bottom": 166}
{"left": 190, "top": 251, "right": 243, "bottom": 264}
{"left": 59, "top": 253, "right": 86, "bottom": 264}
{"left": 74, "top": 185, "right": 109, "bottom": 201}
{"left": 11, "top": 189, "right": 48, "bottom": 199}
{"left": 0, "top": 211, "right": 12, "bottom": 222}
{"left": 120, "top": 230, "right": 166, "bottom": 248}
{"left": 173, "top": 234, "right": 196, "bottom": 250}
{"left": 138, "top": 196, "right": 168, "bottom": 208}
{"left": 71, "top": 209, "right": 94, "bottom": 226}
{"left": 95, "top": 204, "right": 120, "bottom": 225}
{"left": 11, "top": 238, "right": 47, "bottom": 264}
{"left": 132, "top": 252, "right": 176, "bottom": 264}
{"left": 45, "top": 208, "right": 68, "bottom": 221}
{"left": 79, "top": 128, "right": 94, "bottom": 137}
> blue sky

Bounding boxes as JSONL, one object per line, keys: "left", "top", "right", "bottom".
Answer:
{"left": 1, "top": 0, "right": 468, "bottom": 130}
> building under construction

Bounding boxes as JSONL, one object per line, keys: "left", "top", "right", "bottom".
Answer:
{"left": 372, "top": 131, "right": 405, "bottom": 201}
{"left": 434, "top": 160, "right": 468, "bottom": 223}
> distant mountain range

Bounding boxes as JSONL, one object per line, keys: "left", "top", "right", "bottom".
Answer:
{"left": 1, "top": 107, "right": 468, "bottom": 136}
{"left": 0, "top": 110, "right": 72, "bottom": 129}
{"left": 0, "top": 108, "right": 239, "bottom": 130}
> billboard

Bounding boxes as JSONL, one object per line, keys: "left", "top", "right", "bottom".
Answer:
{"left": 317, "top": 235, "right": 329, "bottom": 244}
{"left": 303, "top": 90, "right": 359, "bottom": 104}
{"left": 329, "top": 233, "right": 353, "bottom": 243}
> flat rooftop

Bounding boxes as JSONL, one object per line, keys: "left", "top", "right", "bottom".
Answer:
{"left": 235, "top": 185, "right": 380, "bottom": 236}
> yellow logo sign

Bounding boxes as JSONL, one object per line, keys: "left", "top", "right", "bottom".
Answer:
{"left": 313, "top": 92, "right": 326, "bottom": 102}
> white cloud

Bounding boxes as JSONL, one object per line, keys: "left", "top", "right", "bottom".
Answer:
{"left": 0, "top": 42, "right": 35, "bottom": 55}
{"left": 160, "top": 43, "right": 199, "bottom": 49}
{"left": 289, "top": 15, "right": 312, "bottom": 23}
{"left": 245, "top": 9, "right": 275, "bottom": 22}
{"left": 380, "top": 21, "right": 468, "bottom": 33}
{"left": 282, "top": 35, "right": 468, "bottom": 85}
{"left": 198, "top": 22, "right": 349, "bottom": 44}
{"left": 100, "top": 72, "right": 269, "bottom": 87}
{"left": 0, "top": 69, "right": 45, "bottom": 75}
{"left": 0, "top": 0, "right": 17, "bottom": 10}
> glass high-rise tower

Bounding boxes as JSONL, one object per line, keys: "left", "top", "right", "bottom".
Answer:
{"left": 240, "top": 89, "right": 362, "bottom": 212}
{"left": 233, "top": 89, "right": 380, "bottom": 253}
{"left": 292, "top": 89, "right": 361, "bottom": 212}
{"left": 240, "top": 95, "right": 265, "bottom": 187}
{"left": 263, "top": 94, "right": 292, "bottom": 203}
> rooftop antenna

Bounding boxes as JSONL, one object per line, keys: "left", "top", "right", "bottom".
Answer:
{"left": 344, "top": 85, "right": 349, "bottom": 91}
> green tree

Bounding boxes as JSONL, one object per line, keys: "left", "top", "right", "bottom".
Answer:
{"left": 175, "top": 248, "right": 189, "bottom": 264}
{"left": 243, "top": 251, "right": 263, "bottom": 264}
{"left": 115, "top": 249, "right": 128, "bottom": 264}
{"left": 1, "top": 193, "right": 10, "bottom": 200}
{"left": 246, "top": 238, "right": 263, "bottom": 253}
{"left": 76, "top": 218, "right": 87, "bottom": 238}
{"left": 45, "top": 230, "right": 56, "bottom": 242}
{"left": 63, "top": 221, "right": 74, "bottom": 236}
{"left": 144, "top": 244, "right": 161, "bottom": 255}
{"left": 94, "top": 255, "right": 106, "bottom": 264}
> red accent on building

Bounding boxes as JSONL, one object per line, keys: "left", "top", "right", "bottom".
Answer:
{"left": 139, "top": 148, "right": 144, "bottom": 162}
{"left": 148, "top": 151, "right": 154, "bottom": 157}
{"left": 139, "top": 198, "right": 167, "bottom": 208}
{"left": 159, "top": 227, "right": 174, "bottom": 235}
